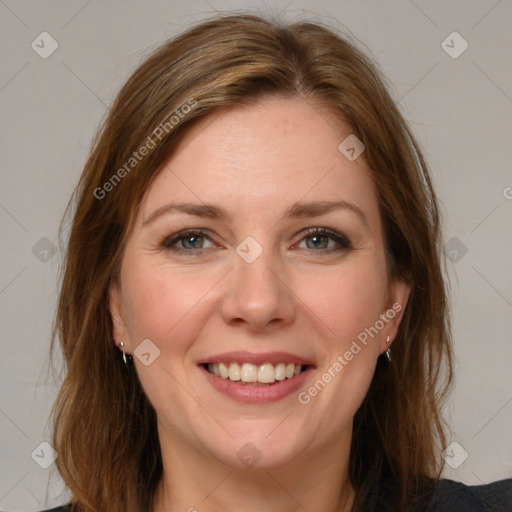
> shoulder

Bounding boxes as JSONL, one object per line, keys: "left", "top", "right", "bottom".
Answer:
{"left": 371, "top": 475, "right": 512, "bottom": 511}
{"left": 431, "top": 477, "right": 512, "bottom": 511}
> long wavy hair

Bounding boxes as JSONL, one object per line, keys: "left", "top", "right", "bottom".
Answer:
{"left": 50, "top": 12, "right": 453, "bottom": 512}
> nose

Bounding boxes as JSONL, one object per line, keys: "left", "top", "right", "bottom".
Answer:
{"left": 221, "top": 245, "right": 296, "bottom": 332}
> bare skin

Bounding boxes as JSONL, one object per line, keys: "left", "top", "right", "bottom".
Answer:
{"left": 109, "top": 96, "right": 410, "bottom": 512}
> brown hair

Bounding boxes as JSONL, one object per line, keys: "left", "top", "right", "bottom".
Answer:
{"left": 51, "top": 12, "right": 453, "bottom": 512}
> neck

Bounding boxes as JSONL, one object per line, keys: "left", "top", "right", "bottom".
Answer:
{"left": 152, "top": 423, "right": 356, "bottom": 512}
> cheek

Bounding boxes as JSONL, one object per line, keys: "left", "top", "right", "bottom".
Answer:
{"left": 294, "top": 259, "right": 387, "bottom": 412}
{"left": 298, "top": 259, "right": 387, "bottom": 346}
{"left": 292, "top": 268, "right": 383, "bottom": 424}
{"left": 120, "top": 259, "right": 220, "bottom": 347}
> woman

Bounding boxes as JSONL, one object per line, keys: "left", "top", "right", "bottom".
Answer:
{"left": 39, "top": 13, "right": 510, "bottom": 512}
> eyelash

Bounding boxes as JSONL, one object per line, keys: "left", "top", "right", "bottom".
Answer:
{"left": 160, "top": 227, "right": 352, "bottom": 254}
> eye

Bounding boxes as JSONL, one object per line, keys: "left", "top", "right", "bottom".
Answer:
{"left": 295, "top": 227, "right": 352, "bottom": 252}
{"left": 161, "top": 229, "right": 215, "bottom": 252}
{"left": 160, "top": 227, "right": 352, "bottom": 255}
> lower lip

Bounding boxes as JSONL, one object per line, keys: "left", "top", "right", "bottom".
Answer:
{"left": 198, "top": 365, "right": 315, "bottom": 404}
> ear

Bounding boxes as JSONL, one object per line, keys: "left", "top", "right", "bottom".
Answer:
{"left": 108, "top": 281, "right": 130, "bottom": 352}
{"left": 379, "top": 278, "right": 411, "bottom": 354}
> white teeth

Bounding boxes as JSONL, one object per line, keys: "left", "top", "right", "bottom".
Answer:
{"left": 228, "top": 362, "right": 241, "bottom": 381}
{"left": 206, "top": 362, "right": 305, "bottom": 383}
{"left": 241, "top": 363, "right": 258, "bottom": 382}
{"left": 258, "top": 363, "right": 275, "bottom": 384}
{"left": 274, "top": 362, "right": 286, "bottom": 381}
{"left": 218, "top": 362, "right": 229, "bottom": 379}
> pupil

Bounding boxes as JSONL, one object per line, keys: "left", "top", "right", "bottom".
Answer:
{"left": 309, "top": 235, "right": 326, "bottom": 249}
{"left": 185, "top": 235, "right": 201, "bottom": 248}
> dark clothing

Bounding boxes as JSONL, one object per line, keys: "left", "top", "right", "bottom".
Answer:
{"left": 361, "top": 476, "right": 512, "bottom": 511}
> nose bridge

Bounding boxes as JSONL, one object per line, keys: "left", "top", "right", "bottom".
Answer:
{"left": 221, "top": 235, "right": 295, "bottom": 330}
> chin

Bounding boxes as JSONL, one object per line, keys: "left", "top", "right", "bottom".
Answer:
{"left": 203, "top": 427, "right": 310, "bottom": 470}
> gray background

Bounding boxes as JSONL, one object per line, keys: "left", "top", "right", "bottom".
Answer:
{"left": 1, "top": 0, "right": 511, "bottom": 510}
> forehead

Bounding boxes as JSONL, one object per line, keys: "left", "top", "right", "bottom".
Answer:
{"left": 141, "top": 96, "right": 380, "bottom": 228}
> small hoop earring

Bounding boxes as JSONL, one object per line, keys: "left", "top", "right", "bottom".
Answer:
{"left": 385, "top": 336, "right": 392, "bottom": 362}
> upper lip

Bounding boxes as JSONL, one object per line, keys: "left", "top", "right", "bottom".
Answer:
{"left": 197, "top": 351, "right": 316, "bottom": 367}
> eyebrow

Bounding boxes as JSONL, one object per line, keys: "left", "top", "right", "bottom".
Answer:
{"left": 142, "top": 199, "right": 369, "bottom": 228}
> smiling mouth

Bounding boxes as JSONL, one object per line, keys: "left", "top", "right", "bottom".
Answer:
{"left": 201, "top": 362, "right": 310, "bottom": 386}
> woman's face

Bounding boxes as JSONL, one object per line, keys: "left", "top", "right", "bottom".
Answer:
{"left": 110, "top": 96, "right": 409, "bottom": 469}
